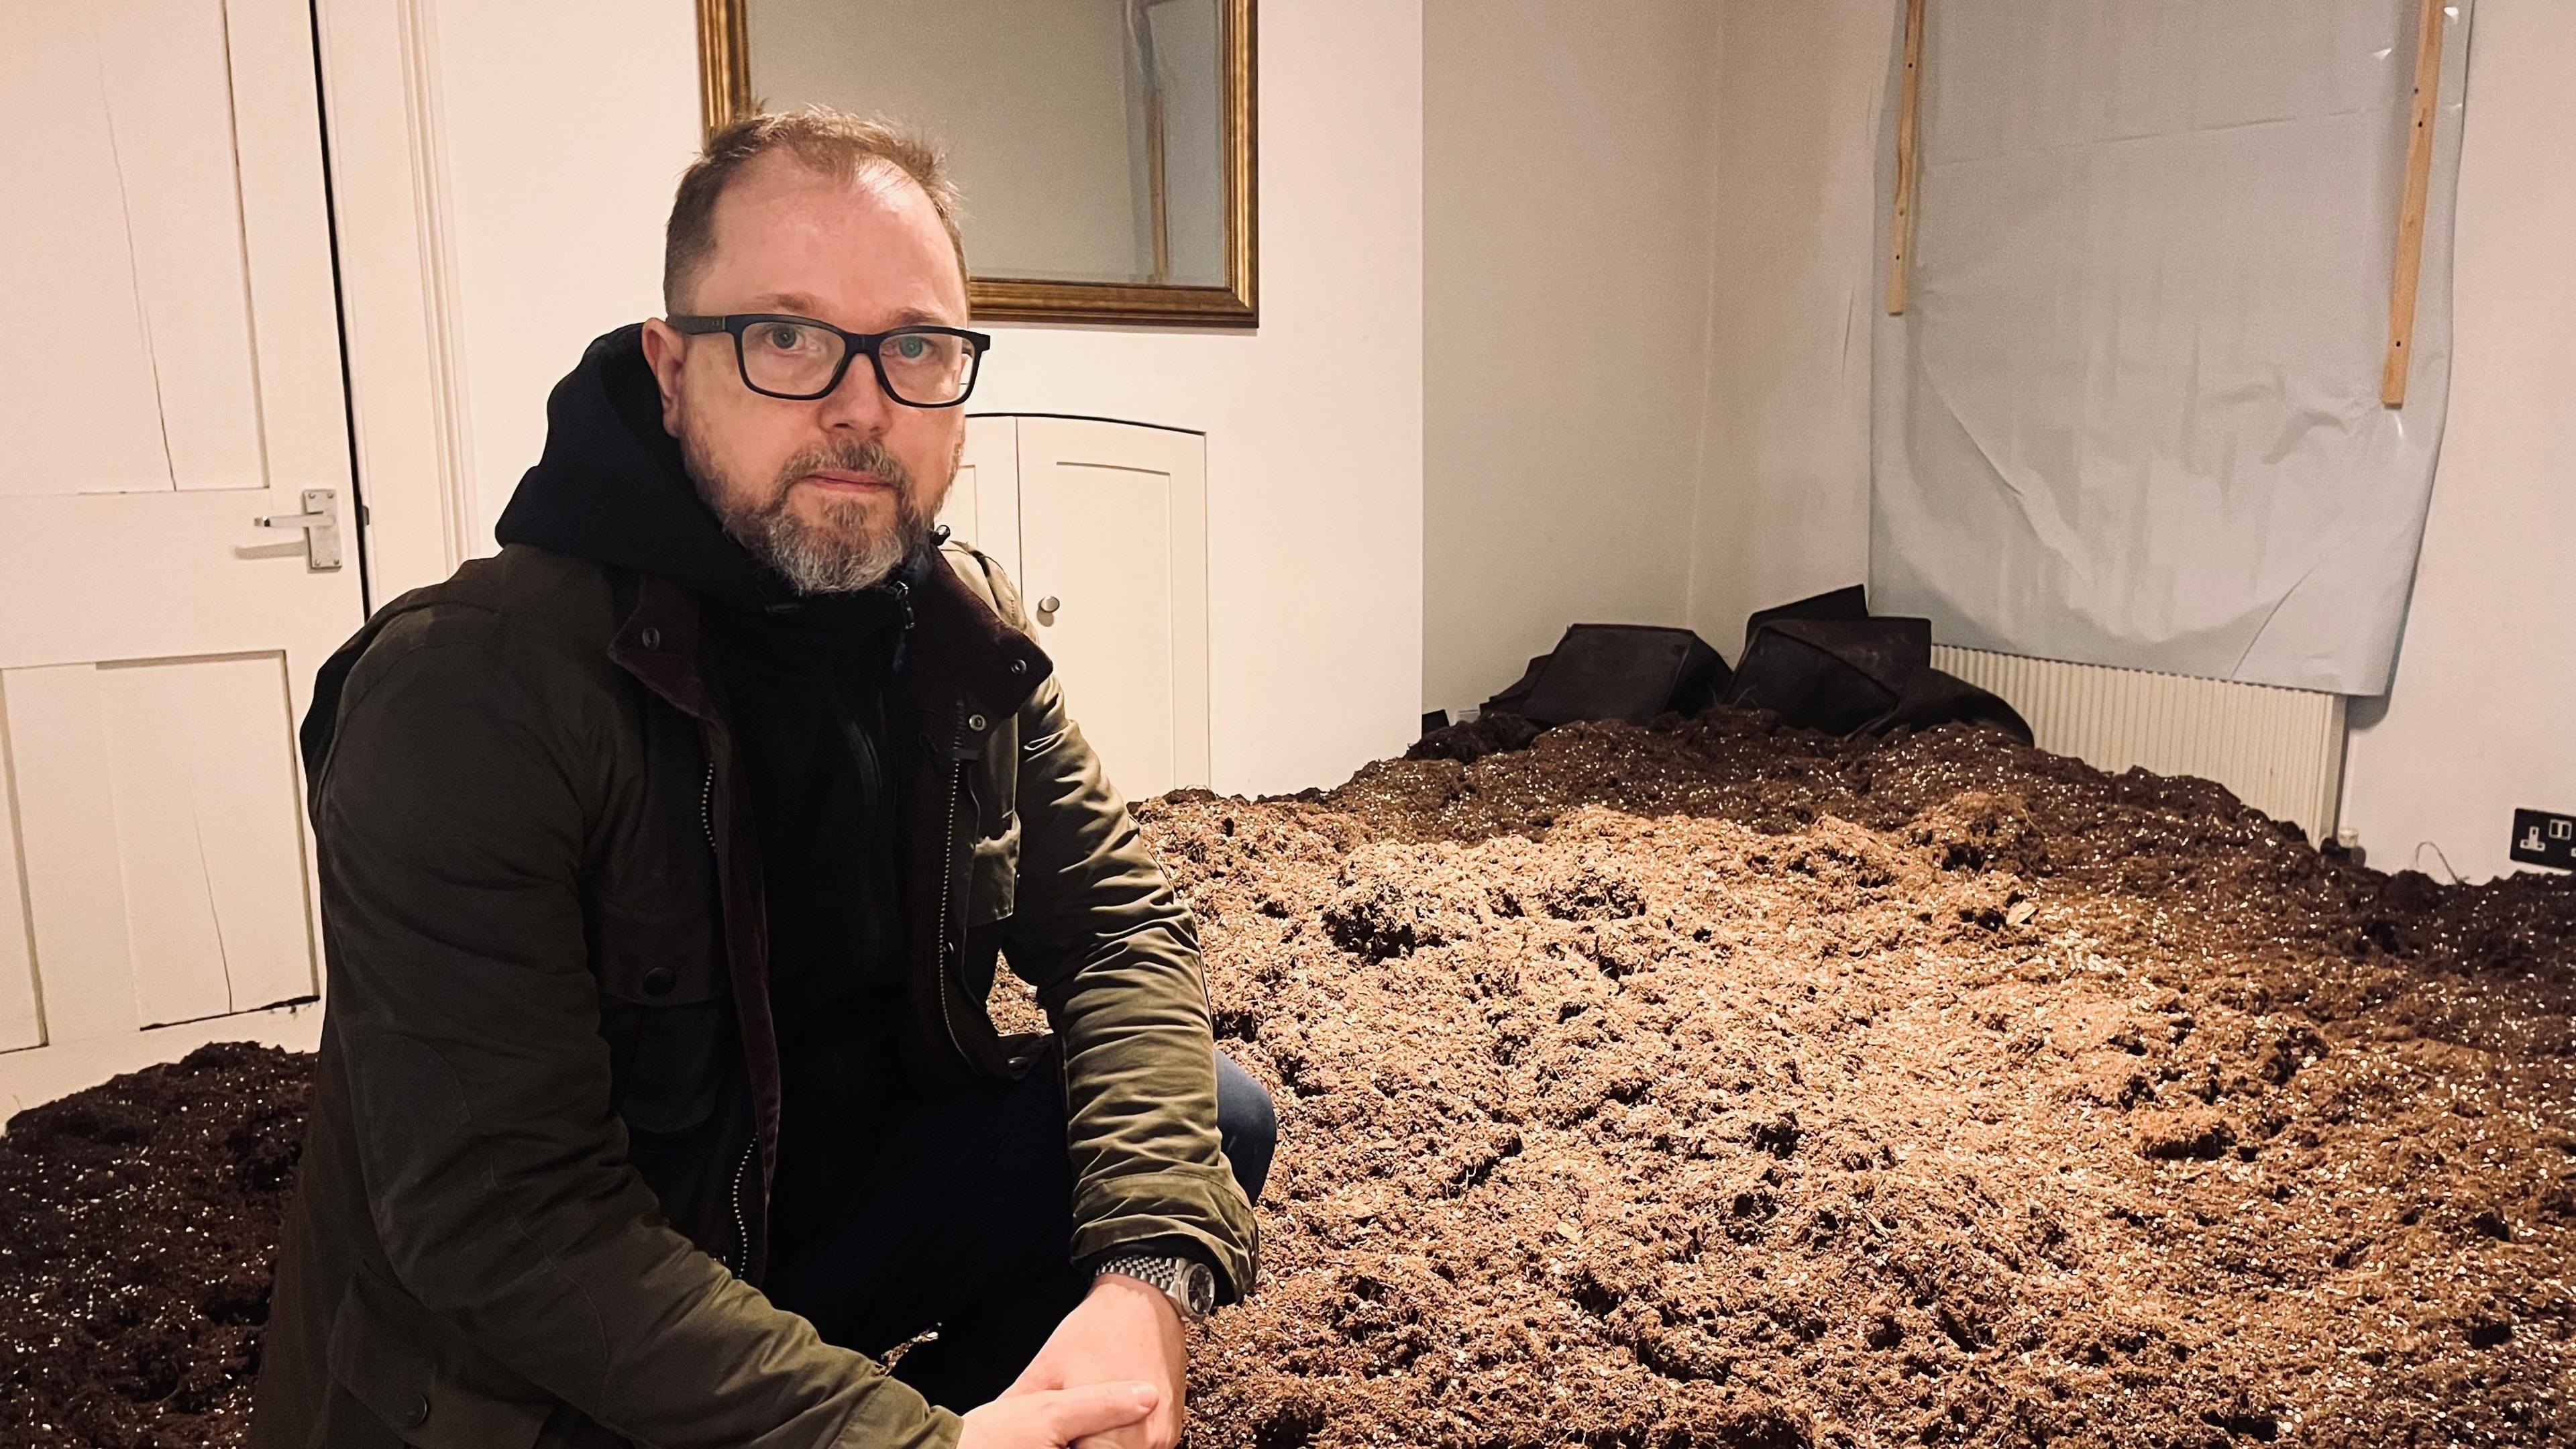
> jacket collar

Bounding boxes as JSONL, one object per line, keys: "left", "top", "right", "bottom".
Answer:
{"left": 903, "top": 549, "right": 1053, "bottom": 720}
{"left": 606, "top": 553, "right": 1053, "bottom": 727}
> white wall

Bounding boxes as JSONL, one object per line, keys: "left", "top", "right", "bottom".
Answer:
{"left": 429, "top": 1, "right": 703, "bottom": 551}
{"left": 413, "top": 0, "right": 1420, "bottom": 799}
{"left": 1417, "top": 1, "right": 1891, "bottom": 710}
{"left": 1681, "top": 1, "right": 1884, "bottom": 656}
{"left": 2339, "top": 0, "right": 2576, "bottom": 882}
{"left": 1419, "top": 0, "right": 1723, "bottom": 718}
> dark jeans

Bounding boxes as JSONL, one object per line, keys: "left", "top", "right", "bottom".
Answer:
{"left": 762, "top": 1051, "right": 1275, "bottom": 1413}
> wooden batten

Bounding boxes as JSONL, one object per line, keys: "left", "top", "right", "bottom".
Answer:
{"left": 1887, "top": 0, "right": 1927, "bottom": 315}
{"left": 2381, "top": 0, "right": 2446, "bottom": 408}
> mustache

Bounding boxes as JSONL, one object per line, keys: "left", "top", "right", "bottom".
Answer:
{"left": 775, "top": 438, "right": 914, "bottom": 494}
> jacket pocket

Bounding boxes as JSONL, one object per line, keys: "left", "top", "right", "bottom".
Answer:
{"left": 595, "top": 908, "right": 730, "bottom": 1136}
{"left": 965, "top": 813, "right": 1020, "bottom": 927}
{"left": 325, "top": 1265, "right": 552, "bottom": 1449}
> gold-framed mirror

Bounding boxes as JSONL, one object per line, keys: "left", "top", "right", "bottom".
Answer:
{"left": 696, "top": 0, "right": 1256, "bottom": 328}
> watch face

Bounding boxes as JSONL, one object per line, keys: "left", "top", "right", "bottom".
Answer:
{"left": 1181, "top": 1261, "right": 1216, "bottom": 1313}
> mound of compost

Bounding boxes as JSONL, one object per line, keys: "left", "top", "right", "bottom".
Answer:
{"left": 1167, "top": 712, "right": 2574, "bottom": 1449}
{"left": 0, "top": 1042, "right": 308, "bottom": 1447}
{"left": 2, "top": 708, "right": 2569, "bottom": 1448}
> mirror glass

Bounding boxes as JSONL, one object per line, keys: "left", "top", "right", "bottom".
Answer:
{"left": 745, "top": 0, "right": 1232, "bottom": 288}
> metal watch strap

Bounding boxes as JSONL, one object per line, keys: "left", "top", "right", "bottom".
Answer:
{"left": 1093, "top": 1251, "right": 1216, "bottom": 1320}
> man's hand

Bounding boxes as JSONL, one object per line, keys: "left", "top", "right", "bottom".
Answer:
{"left": 999, "top": 1274, "right": 1188, "bottom": 1449}
{"left": 957, "top": 1382, "right": 1159, "bottom": 1449}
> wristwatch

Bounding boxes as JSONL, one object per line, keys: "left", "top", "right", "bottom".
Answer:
{"left": 1093, "top": 1250, "right": 1218, "bottom": 1321}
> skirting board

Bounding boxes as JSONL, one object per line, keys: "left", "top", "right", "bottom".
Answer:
{"left": 0, "top": 998, "right": 323, "bottom": 1127}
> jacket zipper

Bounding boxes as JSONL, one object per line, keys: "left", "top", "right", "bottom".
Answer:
{"left": 726, "top": 1141, "right": 753, "bottom": 1279}
{"left": 699, "top": 756, "right": 718, "bottom": 856}
{"left": 702, "top": 755, "right": 755, "bottom": 1278}
{"left": 932, "top": 699, "right": 971, "bottom": 1063}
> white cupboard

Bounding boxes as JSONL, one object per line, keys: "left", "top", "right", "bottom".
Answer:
{"left": 941, "top": 416, "right": 1211, "bottom": 802}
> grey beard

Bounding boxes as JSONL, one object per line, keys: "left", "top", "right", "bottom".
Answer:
{"left": 687, "top": 436, "right": 932, "bottom": 594}
{"left": 745, "top": 495, "right": 917, "bottom": 594}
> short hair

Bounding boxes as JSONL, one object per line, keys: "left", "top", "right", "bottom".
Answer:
{"left": 663, "top": 106, "right": 967, "bottom": 311}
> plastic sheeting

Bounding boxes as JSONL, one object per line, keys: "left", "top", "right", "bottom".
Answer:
{"left": 1870, "top": 1, "right": 2473, "bottom": 696}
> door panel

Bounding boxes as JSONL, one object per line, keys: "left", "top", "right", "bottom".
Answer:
{"left": 0, "top": 7, "right": 172, "bottom": 498}
{"left": 100, "top": 655, "right": 317, "bottom": 1023}
{"left": 1, "top": 665, "right": 147, "bottom": 1044}
{"left": 1013, "top": 417, "right": 1210, "bottom": 799}
{"left": 225, "top": 0, "right": 357, "bottom": 504}
{"left": 1, "top": 1, "right": 282, "bottom": 496}
{"left": 91, "top": 0, "right": 270, "bottom": 493}
{"left": 942, "top": 450, "right": 982, "bottom": 549}
{"left": 1027, "top": 460, "right": 1177, "bottom": 795}
{"left": 0, "top": 728, "right": 42, "bottom": 1053}
{"left": 0, "top": 0, "right": 356, "bottom": 1079}
{"left": 945, "top": 415, "right": 1024, "bottom": 577}
{"left": 0, "top": 657, "right": 313, "bottom": 1041}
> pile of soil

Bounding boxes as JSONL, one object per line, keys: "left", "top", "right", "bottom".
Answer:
{"left": 2, "top": 708, "right": 2569, "bottom": 1447}
{"left": 1169, "top": 712, "right": 2574, "bottom": 1448}
{"left": 0, "top": 1042, "right": 308, "bottom": 1447}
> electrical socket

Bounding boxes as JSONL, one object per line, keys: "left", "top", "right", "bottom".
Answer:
{"left": 2509, "top": 808, "right": 2575, "bottom": 870}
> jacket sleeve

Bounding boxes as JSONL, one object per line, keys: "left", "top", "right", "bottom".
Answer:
{"left": 998, "top": 671, "right": 1260, "bottom": 1302}
{"left": 316, "top": 611, "right": 958, "bottom": 1449}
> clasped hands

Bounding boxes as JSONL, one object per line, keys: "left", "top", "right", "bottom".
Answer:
{"left": 955, "top": 1273, "right": 1187, "bottom": 1449}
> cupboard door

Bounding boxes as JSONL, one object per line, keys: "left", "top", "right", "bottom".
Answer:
{"left": 943, "top": 415, "right": 1023, "bottom": 577}
{"left": 1012, "top": 417, "right": 1210, "bottom": 799}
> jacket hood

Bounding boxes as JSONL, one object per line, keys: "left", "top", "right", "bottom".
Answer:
{"left": 494, "top": 324, "right": 778, "bottom": 608}
{"left": 493, "top": 324, "right": 932, "bottom": 622}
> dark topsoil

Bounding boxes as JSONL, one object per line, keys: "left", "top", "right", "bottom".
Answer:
{"left": 3, "top": 708, "right": 2570, "bottom": 1448}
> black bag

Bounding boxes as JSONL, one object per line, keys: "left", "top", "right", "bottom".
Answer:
{"left": 1741, "top": 583, "right": 1869, "bottom": 639}
{"left": 1481, "top": 624, "right": 1733, "bottom": 728}
{"left": 1725, "top": 615, "right": 1927, "bottom": 735}
{"left": 1722, "top": 588, "right": 2031, "bottom": 743}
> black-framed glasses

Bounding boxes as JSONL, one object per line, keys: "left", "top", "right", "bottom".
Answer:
{"left": 667, "top": 313, "right": 993, "bottom": 407}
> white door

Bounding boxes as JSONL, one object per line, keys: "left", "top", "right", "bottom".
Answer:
{"left": 0, "top": 1, "right": 360, "bottom": 1111}
{"left": 1008, "top": 416, "right": 1210, "bottom": 800}
{"left": 942, "top": 415, "right": 1027, "bottom": 579}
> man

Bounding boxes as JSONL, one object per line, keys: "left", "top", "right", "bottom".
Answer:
{"left": 250, "top": 109, "right": 1269, "bottom": 1449}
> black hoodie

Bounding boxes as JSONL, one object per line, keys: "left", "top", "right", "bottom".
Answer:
{"left": 497, "top": 325, "right": 928, "bottom": 1259}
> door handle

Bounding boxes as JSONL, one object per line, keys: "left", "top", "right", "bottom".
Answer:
{"left": 253, "top": 488, "right": 344, "bottom": 572}
{"left": 1035, "top": 594, "right": 1061, "bottom": 625}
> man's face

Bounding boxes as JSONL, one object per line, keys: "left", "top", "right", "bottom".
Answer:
{"left": 643, "top": 153, "right": 969, "bottom": 594}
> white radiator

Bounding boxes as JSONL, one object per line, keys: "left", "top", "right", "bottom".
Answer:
{"left": 1929, "top": 646, "right": 2347, "bottom": 843}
